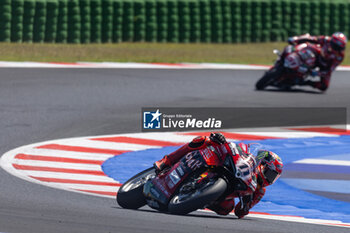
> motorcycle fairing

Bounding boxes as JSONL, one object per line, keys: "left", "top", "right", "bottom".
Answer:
{"left": 144, "top": 150, "right": 207, "bottom": 209}
{"left": 284, "top": 53, "right": 300, "bottom": 69}
{"left": 199, "top": 145, "right": 223, "bottom": 166}
{"left": 143, "top": 180, "right": 169, "bottom": 209}
{"left": 231, "top": 144, "right": 258, "bottom": 193}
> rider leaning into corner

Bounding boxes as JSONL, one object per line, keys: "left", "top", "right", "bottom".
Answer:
{"left": 288, "top": 32, "right": 347, "bottom": 91}
{"left": 154, "top": 133, "right": 283, "bottom": 219}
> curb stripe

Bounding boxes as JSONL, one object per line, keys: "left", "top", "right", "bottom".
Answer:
{"left": 200, "top": 209, "right": 350, "bottom": 228}
{"left": 22, "top": 149, "right": 113, "bottom": 160}
{"left": 247, "top": 213, "right": 350, "bottom": 228}
{"left": 295, "top": 159, "right": 350, "bottom": 166}
{"left": 24, "top": 171, "right": 117, "bottom": 182}
{"left": 76, "top": 189, "right": 116, "bottom": 196}
{"left": 288, "top": 127, "right": 350, "bottom": 135}
{"left": 0, "top": 61, "right": 350, "bottom": 72}
{"left": 119, "top": 133, "right": 195, "bottom": 143}
{"left": 91, "top": 136, "right": 183, "bottom": 147}
{"left": 12, "top": 164, "right": 106, "bottom": 176}
{"left": 48, "top": 184, "right": 118, "bottom": 192}
{"left": 30, "top": 177, "right": 121, "bottom": 186}
{"left": 15, "top": 154, "right": 104, "bottom": 165}
{"left": 249, "top": 211, "right": 302, "bottom": 218}
{"left": 61, "top": 139, "right": 156, "bottom": 151}
{"left": 13, "top": 160, "right": 102, "bottom": 171}
{"left": 230, "top": 131, "right": 338, "bottom": 138}
{"left": 181, "top": 131, "right": 281, "bottom": 140}
{"left": 324, "top": 223, "right": 350, "bottom": 227}
{"left": 150, "top": 62, "right": 194, "bottom": 67}
{"left": 37, "top": 144, "right": 129, "bottom": 155}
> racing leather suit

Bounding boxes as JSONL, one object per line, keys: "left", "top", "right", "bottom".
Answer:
{"left": 288, "top": 34, "right": 344, "bottom": 91}
{"left": 154, "top": 135, "right": 267, "bottom": 218}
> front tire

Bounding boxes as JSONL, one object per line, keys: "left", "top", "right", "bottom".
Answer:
{"left": 168, "top": 177, "right": 227, "bottom": 215}
{"left": 256, "top": 65, "right": 283, "bottom": 90}
{"left": 117, "top": 167, "right": 156, "bottom": 209}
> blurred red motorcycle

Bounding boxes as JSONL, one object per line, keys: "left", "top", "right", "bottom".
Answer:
{"left": 256, "top": 43, "right": 321, "bottom": 90}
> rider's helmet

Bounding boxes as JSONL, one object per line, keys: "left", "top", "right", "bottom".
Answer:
{"left": 256, "top": 151, "right": 283, "bottom": 186}
{"left": 330, "top": 32, "right": 347, "bottom": 52}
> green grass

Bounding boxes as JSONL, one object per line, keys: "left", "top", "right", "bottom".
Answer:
{"left": 0, "top": 42, "right": 349, "bottom": 65}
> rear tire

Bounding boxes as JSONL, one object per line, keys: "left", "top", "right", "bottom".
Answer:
{"left": 117, "top": 167, "right": 155, "bottom": 209}
{"left": 168, "top": 177, "right": 227, "bottom": 215}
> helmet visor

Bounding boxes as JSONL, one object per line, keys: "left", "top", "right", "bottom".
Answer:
{"left": 263, "top": 168, "right": 279, "bottom": 184}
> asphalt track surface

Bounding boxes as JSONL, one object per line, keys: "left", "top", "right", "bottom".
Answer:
{"left": 0, "top": 68, "right": 349, "bottom": 233}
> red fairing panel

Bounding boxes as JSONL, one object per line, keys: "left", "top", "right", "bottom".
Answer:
{"left": 230, "top": 144, "right": 258, "bottom": 193}
{"left": 199, "top": 146, "right": 221, "bottom": 166}
{"left": 199, "top": 144, "right": 228, "bottom": 166}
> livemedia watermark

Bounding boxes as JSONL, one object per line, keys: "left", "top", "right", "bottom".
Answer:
{"left": 141, "top": 107, "right": 346, "bottom": 132}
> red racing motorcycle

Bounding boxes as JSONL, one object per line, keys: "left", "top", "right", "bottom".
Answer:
{"left": 256, "top": 43, "right": 321, "bottom": 90}
{"left": 117, "top": 143, "right": 257, "bottom": 215}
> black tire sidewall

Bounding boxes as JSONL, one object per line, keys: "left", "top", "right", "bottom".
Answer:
{"left": 168, "top": 178, "right": 227, "bottom": 215}
{"left": 256, "top": 64, "right": 283, "bottom": 90}
{"left": 116, "top": 167, "right": 155, "bottom": 209}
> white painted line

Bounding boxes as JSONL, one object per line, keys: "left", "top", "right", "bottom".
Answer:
{"left": 198, "top": 209, "right": 350, "bottom": 228}
{"left": 118, "top": 132, "right": 195, "bottom": 143}
{"left": 247, "top": 212, "right": 350, "bottom": 228}
{"left": 225, "top": 131, "right": 337, "bottom": 138}
{"left": 1, "top": 61, "right": 350, "bottom": 71}
{"left": 12, "top": 160, "right": 103, "bottom": 171}
{"left": 23, "top": 171, "right": 119, "bottom": 182}
{"left": 0, "top": 61, "right": 269, "bottom": 69}
{"left": 55, "top": 183, "right": 118, "bottom": 192}
{"left": 14, "top": 148, "right": 112, "bottom": 160}
{"left": 294, "top": 159, "right": 350, "bottom": 166}
{"left": 56, "top": 138, "right": 159, "bottom": 151}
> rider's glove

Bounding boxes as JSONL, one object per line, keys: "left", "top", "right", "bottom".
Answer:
{"left": 209, "top": 132, "right": 227, "bottom": 145}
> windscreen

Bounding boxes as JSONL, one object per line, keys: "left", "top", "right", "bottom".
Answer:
{"left": 248, "top": 143, "right": 264, "bottom": 157}
{"left": 248, "top": 143, "right": 269, "bottom": 167}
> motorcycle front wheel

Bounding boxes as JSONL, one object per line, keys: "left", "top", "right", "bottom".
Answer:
{"left": 255, "top": 64, "right": 283, "bottom": 90}
{"left": 116, "top": 167, "right": 156, "bottom": 209}
{"left": 168, "top": 177, "right": 227, "bottom": 215}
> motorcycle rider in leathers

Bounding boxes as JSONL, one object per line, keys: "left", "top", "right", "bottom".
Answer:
{"left": 154, "top": 133, "right": 283, "bottom": 219}
{"left": 288, "top": 32, "right": 347, "bottom": 91}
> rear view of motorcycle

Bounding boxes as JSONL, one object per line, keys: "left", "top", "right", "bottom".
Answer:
{"left": 256, "top": 43, "right": 320, "bottom": 91}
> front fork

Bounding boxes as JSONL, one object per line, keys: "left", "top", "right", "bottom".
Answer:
{"left": 239, "top": 195, "right": 244, "bottom": 209}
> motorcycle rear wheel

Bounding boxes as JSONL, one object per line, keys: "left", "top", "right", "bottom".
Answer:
{"left": 116, "top": 167, "right": 156, "bottom": 209}
{"left": 168, "top": 177, "right": 227, "bottom": 215}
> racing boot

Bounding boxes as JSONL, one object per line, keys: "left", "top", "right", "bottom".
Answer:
{"left": 154, "top": 136, "right": 210, "bottom": 173}
{"left": 154, "top": 144, "right": 192, "bottom": 173}
{"left": 154, "top": 155, "right": 171, "bottom": 173}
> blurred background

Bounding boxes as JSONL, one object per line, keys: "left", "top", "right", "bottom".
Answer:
{"left": 0, "top": 0, "right": 349, "bottom": 64}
